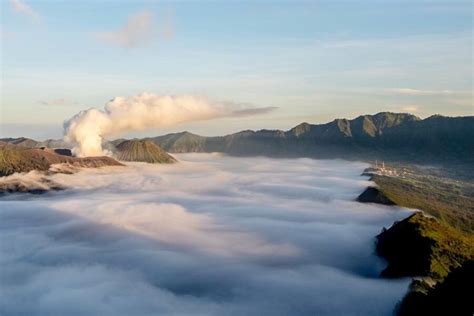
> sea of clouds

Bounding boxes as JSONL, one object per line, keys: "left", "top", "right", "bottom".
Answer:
{"left": 0, "top": 154, "right": 412, "bottom": 315}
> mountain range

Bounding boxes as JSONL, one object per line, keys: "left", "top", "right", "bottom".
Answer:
{"left": 2, "top": 112, "right": 473, "bottom": 165}
{"left": 148, "top": 112, "right": 474, "bottom": 164}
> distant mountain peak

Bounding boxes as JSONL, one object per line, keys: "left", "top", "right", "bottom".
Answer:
{"left": 115, "top": 140, "right": 176, "bottom": 164}
{"left": 289, "top": 122, "right": 312, "bottom": 136}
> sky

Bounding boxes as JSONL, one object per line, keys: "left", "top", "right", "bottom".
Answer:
{"left": 1, "top": 0, "right": 473, "bottom": 139}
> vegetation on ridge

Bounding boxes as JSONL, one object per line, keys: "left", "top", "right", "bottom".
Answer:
{"left": 148, "top": 112, "right": 474, "bottom": 167}
{"left": 373, "top": 173, "right": 474, "bottom": 234}
{"left": 396, "top": 260, "right": 473, "bottom": 316}
{"left": 376, "top": 212, "right": 473, "bottom": 280}
{"left": 369, "top": 167, "right": 474, "bottom": 315}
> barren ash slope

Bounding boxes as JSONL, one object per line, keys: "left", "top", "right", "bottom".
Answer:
{"left": 0, "top": 138, "right": 177, "bottom": 177}
{"left": 0, "top": 139, "right": 177, "bottom": 194}
{"left": 0, "top": 141, "right": 122, "bottom": 177}
{"left": 114, "top": 140, "right": 176, "bottom": 164}
{"left": 0, "top": 141, "right": 124, "bottom": 194}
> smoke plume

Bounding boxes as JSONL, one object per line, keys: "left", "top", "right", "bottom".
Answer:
{"left": 64, "top": 93, "right": 276, "bottom": 157}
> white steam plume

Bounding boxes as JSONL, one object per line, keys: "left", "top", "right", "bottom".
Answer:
{"left": 64, "top": 93, "right": 276, "bottom": 157}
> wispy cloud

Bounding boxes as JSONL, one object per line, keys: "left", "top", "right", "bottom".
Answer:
{"left": 386, "top": 88, "right": 455, "bottom": 96}
{"left": 0, "top": 29, "right": 16, "bottom": 40}
{"left": 94, "top": 10, "right": 155, "bottom": 48}
{"left": 38, "top": 98, "right": 78, "bottom": 106}
{"left": 232, "top": 106, "right": 278, "bottom": 117}
{"left": 400, "top": 105, "right": 419, "bottom": 113}
{"left": 9, "top": 0, "right": 40, "bottom": 21}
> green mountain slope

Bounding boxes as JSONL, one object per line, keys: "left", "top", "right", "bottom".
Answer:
{"left": 376, "top": 212, "right": 473, "bottom": 280}
{"left": 148, "top": 132, "right": 207, "bottom": 153}
{"left": 147, "top": 112, "right": 473, "bottom": 165}
{"left": 366, "top": 169, "right": 474, "bottom": 315}
{"left": 397, "top": 260, "right": 473, "bottom": 316}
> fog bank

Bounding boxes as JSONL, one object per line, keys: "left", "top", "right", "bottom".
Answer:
{"left": 0, "top": 155, "right": 412, "bottom": 315}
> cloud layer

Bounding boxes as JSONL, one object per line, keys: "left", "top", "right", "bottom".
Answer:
{"left": 38, "top": 98, "right": 78, "bottom": 106}
{"left": 63, "top": 93, "right": 276, "bottom": 157}
{"left": 94, "top": 10, "right": 154, "bottom": 48}
{"left": 0, "top": 155, "right": 412, "bottom": 315}
{"left": 9, "top": 0, "right": 40, "bottom": 21}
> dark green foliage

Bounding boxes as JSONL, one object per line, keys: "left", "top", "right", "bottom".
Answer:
{"left": 357, "top": 187, "right": 395, "bottom": 205}
{"left": 376, "top": 213, "right": 473, "bottom": 279}
{"left": 376, "top": 213, "right": 434, "bottom": 278}
{"left": 373, "top": 168, "right": 474, "bottom": 278}
{"left": 397, "top": 261, "right": 474, "bottom": 316}
{"left": 373, "top": 174, "right": 474, "bottom": 234}
{"left": 371, "top": 169, "right": 474, "bottom": 315}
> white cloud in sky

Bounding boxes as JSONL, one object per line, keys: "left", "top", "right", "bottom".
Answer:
{"left": 400, "top": 105, "right": 419, "bottom": 113}
{"left": 38, "top": 98, "right": 78, "bottom": 106}
{"left": 94, "top": 10, "right": 155, "bottom": 48}
{"left": 9, "top": 0, "right": 40, "bottom": 21}
{"left": 64, "top": 92, "right": 277, "bottom": 157}
{"left": 387, "top": 88, "right": 455, "bottom": 96}
{"left": 0, "top": 29, "right": 16, "bottom": 40}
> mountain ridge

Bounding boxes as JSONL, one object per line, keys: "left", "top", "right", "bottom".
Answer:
{"left": 146, "top": 112, "right": 473, "bottom": 165}
{"left": 0, "top": 141, "right": 123, "bottom": 177}
{"left": 2, "top": 112, "right": 473, "bottom": 166}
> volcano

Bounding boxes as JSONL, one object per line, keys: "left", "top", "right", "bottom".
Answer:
{"left": 115, "top": 140, "right": 177, "bottom": 164}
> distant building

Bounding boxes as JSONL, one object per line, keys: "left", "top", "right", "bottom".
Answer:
{"left": 366, "top": 160, "right": 398, "bottom": 177}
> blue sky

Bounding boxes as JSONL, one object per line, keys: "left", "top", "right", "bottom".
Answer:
{"left": 1, "top": 0, "right": 472, "bottom": 138}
